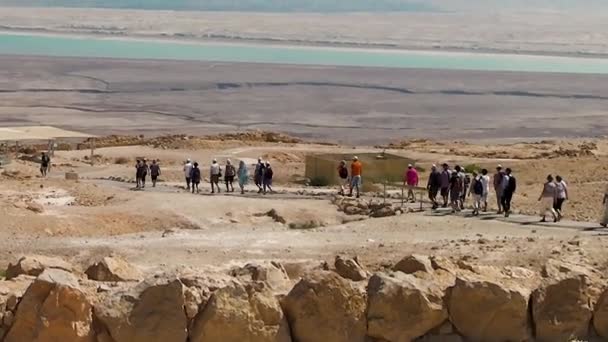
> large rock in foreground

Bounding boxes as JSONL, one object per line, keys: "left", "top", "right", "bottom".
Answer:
{"left": 281, "top": 272, "right": 366, "bottom": 342}
{"left": 190, "top": 283, "right": 291, "bottom": 342}
{"left": 85, "top": 256, "right": 143, "bottom": 282}
{"left": 5, "top": 255, "right": 77, "bottom": 280}
{"left": 367, "top": 272, "right": 447, "bottom": 342}
{"left": 4, "top": 269, "right": 95, "bottom": 342}
{"left": 95, "top": 278, "right": 188, "bottom": 342}
{"left": 532, "top": 274, "right": 593, "bottom": 342}
{"left": 448, "top": 267, "right": 538, "bottom": 342}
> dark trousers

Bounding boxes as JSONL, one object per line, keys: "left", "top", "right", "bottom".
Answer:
{"left": 502, "top": 191, "right": 514, "bottom": 212}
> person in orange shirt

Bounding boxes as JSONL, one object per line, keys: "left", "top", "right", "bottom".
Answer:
{"left": 349, "top": 156, "right": 362, "bottom": 198}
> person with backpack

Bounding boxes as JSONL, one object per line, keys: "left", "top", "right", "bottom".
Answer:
{"left": 210, "top": 159, "right": 222, "bottom": 194}
{"left": 190, "top": 162, "right": 201, "bottom": 194}
{"left": 150, "top": 159, "right": 161, "bottom": 187}
{"left": 337, "top": 160, "right": 349, "bottom": 195}
{"left": 449, "top": 170, "right": 463, "bottom": 213}
{"left": 263, "top": 162, "right": 274, "bottom": 194}
{"left": 440, "top": 163, "right": 451, "bottom": 208}
{"left": 254, "top": 158, "right": 265, "bottom": 194}
{"left": 469, "top": 171, "right": 484, "bottom": 216}
{"left": 224, "top": 159, "right": 236, "bottom": 193}
{"left": 135, "top": 159, "right": 143, "bottom": 189}
{"left": 502, "top": 168, "right": 517, "bottom": 217}
{"left": 538, "top": 174, "right": 558, "bottom": 223}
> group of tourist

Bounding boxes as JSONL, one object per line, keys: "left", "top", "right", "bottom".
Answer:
{"left": 181, "top": 158, "right": 274, "bottom": 194}
{"left": 336, "top": 156, "right": 363, "bottom": 198}
{"left": 134, "top": 159, "right": 161, "bottom": 189}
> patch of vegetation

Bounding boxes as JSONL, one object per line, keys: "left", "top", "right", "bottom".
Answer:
{"left": 464, "top": 164, "right": 482, "bottom": 174}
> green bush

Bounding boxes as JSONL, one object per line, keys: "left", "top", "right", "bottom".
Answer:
{"left": 464, "top": 164, "right": 482, "bottom": 174}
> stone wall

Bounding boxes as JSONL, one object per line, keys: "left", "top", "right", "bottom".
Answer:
{"left": 0, "top": 254, "right": 607, "bottom": 342}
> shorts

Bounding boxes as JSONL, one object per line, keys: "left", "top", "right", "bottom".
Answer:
{"left": 554, "top": 198, "right": 566, "bottom": 211}
{"left": 429, "top": 187, "right": 439, "bottom": 198}
{"left": 211, "top": 175, "right": 220, "bottom": 183}
{"left": 225, "top": 176, "right": 234, "bottom": 183}
{"left": 481, "top": 192, "right": 489, "bottom": 202}
{"left": 151, "top": 175, "right": 158, "bottom": 181}
{"left": 351, "top": 175, "right": 362, "bottom": 188}
{"left": 407, "top": 185, "right": 416, "bottom": 191}
{"left": 440, "top": 187, "right": 449, "bottom": 197}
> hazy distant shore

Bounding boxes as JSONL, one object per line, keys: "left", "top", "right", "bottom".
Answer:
{"left": 2, "top": 7, "right": 608, "bottom": 58}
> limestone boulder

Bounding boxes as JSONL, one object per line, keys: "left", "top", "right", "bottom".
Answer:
{"left": 393, "top": 254, "right": 433, "bottom": 275}
{"left": 190, "top": 283, "right": 291, "bottom": 342}
{"left": 94, "top": 278, "right": 188, "bottom": 342}
{"left": 532, "top": 274, "right": 593, "bottom": 342}
{"left": 5, "top": 255, "right": 77, "bottom": 280}
{"left": 281, "top": 271, "right": 367, "bottom": 342}
{"left": 367, "top": 272, "right": 447, "bottom": 342}
{"left": 593, "top": 288, "right": 608, "bottom": 338}
{"left": 334, "top": 255, "right": 368, "bottom": 281}
{"left": 85, "top": 256, "right": 143, "bottom": 282}
{"left": 4, "top": 269, "right": 95, "bottom": 342}
{"left": 448, "top": 267, "right": 538, "bottom": 342}
{"left": 230, "top": 262, "right": 291, "bottom": 292}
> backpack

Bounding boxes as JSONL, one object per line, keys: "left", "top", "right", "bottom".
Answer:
{"left": 225, "top": 165, "right": 235, "bottom": 177}
{"left": 339, "top": 166, "right": 348, "bottom": 179}
{"left": 473, "top": 178, "right": 484, "bottom": 195}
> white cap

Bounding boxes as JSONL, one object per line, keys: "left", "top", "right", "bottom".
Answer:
{"left": 408, "top": 164, "right": 413, "bottom": 167}
{"left": 353, "top": 156, "right": 359, "bottom": 160}
{"left": 187, "top": 158, "right": 191, "bottom": 162}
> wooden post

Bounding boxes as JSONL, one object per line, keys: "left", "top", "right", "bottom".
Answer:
{"left": 401, "top": 183, "right": 405, "bottom": 207}
{"left": 383, "top": 180, "right": 387, "bottom": 204}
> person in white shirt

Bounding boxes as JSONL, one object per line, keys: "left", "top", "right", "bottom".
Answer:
{"left": 480, "top": 169, "right": 491, "bottom": 212}
{"left": 210, "top": 159, "right": 222, "bottom": 194}
{"left": 538, "top": 174, "right": 558, "bottom": 223}
{"left": 553, "top": 175, "right": 568, "bottom": 221}
{"left": 183, "top": 159, "right": 193, "bottom": 191}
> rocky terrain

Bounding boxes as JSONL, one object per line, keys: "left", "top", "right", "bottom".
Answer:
{"left": 0, "top": 253, "right": 607, "bottom": 341}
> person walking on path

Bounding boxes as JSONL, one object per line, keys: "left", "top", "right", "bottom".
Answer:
{"left": 449, "top": 168, "right": 463, "bottom": 213}
{"left": 502, "top": 168, "right": 516, "bottom": 217}
{"left": 601, "top": 185, "right": 608, "bottom": 227}
{"left": 150, "top": 160, "right": 161, "bottom": 187}
{"left": 493, "top": 165, "right": 505, "bottom": 214}
{"left": 404, "top": 164, "right": 419, "bottom": 203}
{"left": 135, "top": 160, "right": 143, "bottom": 189}
{"left": 337, "top": 160, "right": 349, "bottom": 196}
{"left": 427, "top": 164, "right": 441, "bottom": 209}
{"left": 349, "top": 156, "right": 362, "bottom": 198}
{"left": 538, "top": 175, "right": 558, "bottom": 222}
{"left": 210, "top": 159, "right": 222, "bottom": 194}
{"left": 254, "top": 158, "right": 265, "bottom": 193}
{"left": 263, "top": 162, "right": 274, "bottom": 194}
{"left": 190, "top": 162, "right": 201, "bottom": 194}
{"left": 440, "top": 163, "right": 451, "bottom": 208}
{"left": 480, "top": 169, "right": 491, "bottom": 212}
{"left": 469, "top": 171, "right": 484, "bottom": 216}
{"left": 139, "top": 159, "right": 149, "bottom": 188}
{"left": 554, "top": 175, "right": 568, "bottom": 221}
{"left": 237, "top": 160, "right": 249, "bottom": 195}
{"left": 455, "top": 165, "right": 466, "bottom": 210}
{"left": 40, "top": 152, "right": 51, "bottom": 178}
{"left": 183, "top": 159, "right": 193, "bottom": 191}
{"left": 224, "top": 159, "right": 236, "bottom": 193}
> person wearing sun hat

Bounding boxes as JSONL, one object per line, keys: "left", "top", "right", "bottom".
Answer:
{"left": 349, "top": 156, "right": 362, "bottom": 198}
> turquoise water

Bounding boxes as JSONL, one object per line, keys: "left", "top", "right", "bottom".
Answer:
{"left": 3, "top": 33, "right": 608, "bottom": 74}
